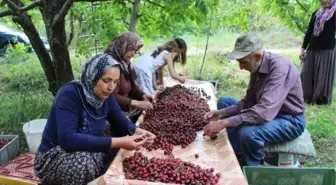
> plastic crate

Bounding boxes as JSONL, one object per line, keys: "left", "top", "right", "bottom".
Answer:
{"left": 0, "top": 135, "right": 19, "bottom": 165}
{"left": 209, "top": 80, "right": 218, "bottom": 90}
{"left": 243, "top": 166, "right": 336, "bottom": 185}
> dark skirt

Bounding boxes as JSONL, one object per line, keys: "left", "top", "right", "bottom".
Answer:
{"left": 300, "top": 49, "right": 336, "bottom": 105}
{"left": 34, "top": 146, "right": 116, "bottom": 185}
{"left": 34, "top": 123, "right": 119, "bottom": 185}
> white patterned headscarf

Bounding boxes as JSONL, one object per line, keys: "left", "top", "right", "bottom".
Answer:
{"left": 104, "top": 31, "right": 144, "bottom": 80}
{"left": 73, "top": 54, "right": 120, "bottom": 109}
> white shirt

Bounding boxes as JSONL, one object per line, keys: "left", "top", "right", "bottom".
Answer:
{"left": 133, "top": 50, "right": 169, "bottom": 75}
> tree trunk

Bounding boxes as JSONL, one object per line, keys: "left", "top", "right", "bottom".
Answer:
{"left": 67, "top": 9, "right": 75, "bottom": 46}
{"left": 250, "top": 0, "right": 256, "bottom": 31}
{"left": 128, "top": 0, "right": 141, "bottom": 32}
{"left": 9, "top": 0, "right": 58, "bottom": 94}
{"left": 198, "top": 11, "right": 213, "bottom": 79}
{"left": 41, "top": 0, "right": 74, "bottom": 95}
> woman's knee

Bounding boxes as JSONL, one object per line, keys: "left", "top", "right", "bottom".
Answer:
{"left": 62, "top": 152, "right": 104, "bottom": 183}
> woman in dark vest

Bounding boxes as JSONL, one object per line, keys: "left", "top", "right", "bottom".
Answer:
{"left": 300, "top": 0, "right": 336, "bottom": 105}
{"left": 104, "top": 31, "right": 154, "bottom": 122}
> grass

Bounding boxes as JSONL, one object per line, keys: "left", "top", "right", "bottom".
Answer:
{"left": 0, "top": 30, "right": 335, "bottom": 168}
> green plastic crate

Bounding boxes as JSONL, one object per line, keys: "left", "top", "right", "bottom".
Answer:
{"left": 243, "top": 166, "right": 336, "bottom": 185}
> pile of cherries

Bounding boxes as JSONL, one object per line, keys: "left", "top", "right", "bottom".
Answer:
{"left": 123, "top": 152, "right": 221, "bottom": 185}
{"left": 140, "top": 85, "right": 210, "bottom": 155}
{"left": 0, "top": 139, "right": 9, "bottom": 149}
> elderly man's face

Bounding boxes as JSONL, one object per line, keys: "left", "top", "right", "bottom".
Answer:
{"left": 321, "top": 0, "right": 332, "bottom": 8}
{"left": 237, "top": 53, "right": 262, "bottom": 73}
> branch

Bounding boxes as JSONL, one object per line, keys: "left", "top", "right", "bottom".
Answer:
{"left": 287, "top": 8, "right": 305, "bottom": 33}
{"left": 74, "top": 0, "right": 115, "bottom": 2}
{"left": 295, "top": 0, "right": 308, "bottom": 12}
{"left": 21, "top": 0, "right": 41, "bottom": 12}
{"left": 0, "top": 9, "right": 13, "bottom": 17}
{"left": 0, "top": 0, "right": 41, "bottom": 18}
{"left": 52, "top": 0, "right": 75, "bottom": 27}
{"left": 6, "top": 0, "right": 20, "bottom": 12}
{"left": 143, "top": 0, "right": 164, "bottom": 8}
{"left": 120, "top": 16, "right": 129, "bottom": 26}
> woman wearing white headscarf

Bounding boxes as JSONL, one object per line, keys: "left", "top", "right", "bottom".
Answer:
{"left": 300, "top": 0, "right": 336, "bottom": 105}
{"left": 34, "top": 54, "right": 156, "bottom": 185}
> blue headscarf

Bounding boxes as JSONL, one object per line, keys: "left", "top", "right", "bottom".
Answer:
{"left": 73, "top": 54, "right": 120, "bottom": 108}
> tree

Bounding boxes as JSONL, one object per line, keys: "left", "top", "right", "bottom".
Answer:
{"left": 208, "top": 0, "right": 319, "bottom": 35}
{"left": 73, "top": 0, "right": 219, "bottom": 56}
{"left": 258, "top": 0, "right": 319, "bottom": 35}
{"left": 1, "top": 0, "right": 78, "bottom": 95}
{"left": 0, "top": 0, "right": 217, "bottom": 95}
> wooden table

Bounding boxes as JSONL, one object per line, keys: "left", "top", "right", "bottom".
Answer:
{"left": 89, "top": 78, "right": 248, "bottom": 185}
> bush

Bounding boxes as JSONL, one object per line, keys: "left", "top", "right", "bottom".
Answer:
{"left": 0, "top": 43, "right": 30, "bottom": 65}
{"left": 0, "top": 56, "right": 48, "bottom": 91}
{"left": 0, "top": 91, "right": 52, "bottom": 129}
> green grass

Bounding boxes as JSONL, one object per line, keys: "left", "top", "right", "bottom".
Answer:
{"left": 0, "top": 32, "right": 335, "bottom": 168}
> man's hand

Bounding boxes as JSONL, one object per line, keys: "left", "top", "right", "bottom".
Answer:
{"left": 203, "top": 119, "right": 229, "bottom": 137}
{"left": 203, "top": 110, "right": 222, "bottom": 122}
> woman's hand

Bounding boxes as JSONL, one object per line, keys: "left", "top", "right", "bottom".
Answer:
{"left": 299, "top": 49, "right": 306, "bottom": 61}
{"left": 178, "top": 76, "right": 187, "bottom": 83}
{"left": 131, "top": 100, "right": 153, "bottom": 111}
{"left": 143, "top": 94, "right": 153, "bottom": 102}
{"left": 111, "top": 135, "right": 147, "bottom": 150}
{"left": 154, "top": 84, "right": 164, "bottom": 91}
{"left": 135, "top": 128, "right": 156, "bottom": 145}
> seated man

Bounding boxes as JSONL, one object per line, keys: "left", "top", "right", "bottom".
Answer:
{"left": 203, "top": 32, "right": 305, "bottom": 166}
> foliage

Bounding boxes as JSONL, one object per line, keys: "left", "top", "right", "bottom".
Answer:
{"left": 258, "top": 0, "right": 320, "bottom": 35}
{"left": 0, "top": 0, "right": 321, "bottom": 95}
{"left": 194, "top": 0, "right": 321, "bottom": 36}
{"left": 72, "top": 0, "right": 219, "bottom": 57}
{"left": 0, "top": 43, "right": 29, "bottom": 64}
{"left": 0, "top": 55, "right": 48, "bottom": 91}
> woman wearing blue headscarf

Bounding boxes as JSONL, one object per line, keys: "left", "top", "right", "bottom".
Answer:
{"left": 34, "top": 54, "right": 156, "bottom": 185}
{"left": 300, "top": 0, "right": 336, "bottom": 105}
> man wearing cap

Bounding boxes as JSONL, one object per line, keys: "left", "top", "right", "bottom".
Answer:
{"left": 203, "top": 32, "right": 305, "bottom": 166}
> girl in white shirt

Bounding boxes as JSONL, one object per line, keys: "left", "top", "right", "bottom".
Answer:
{"left": 133, "top": 38, "right": 188, "bottom": 94}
